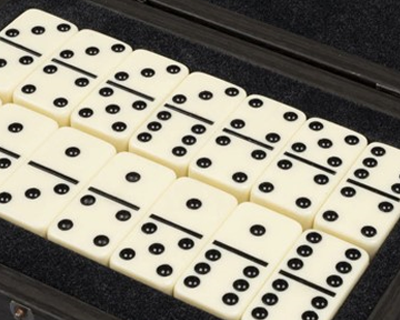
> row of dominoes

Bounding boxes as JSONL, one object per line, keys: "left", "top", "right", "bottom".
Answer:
{"left": 0, "top": 9, "right": 398, "bottom": 320}
{"left": 1, "top": 9, "right": 399, "bottom": 258}
{"left": 0, "top": 103, "right": 369, "bottom": 320}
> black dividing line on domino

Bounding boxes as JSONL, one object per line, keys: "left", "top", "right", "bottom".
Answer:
{"left": 52, "top": 58, "right": 97, "bottom": 79}
{"left": 284, "top": 152, "right": 336, "bottom": 175}
{"left": 0, "top": 147, "right": 20, "bottom": 159}
{"left": 88, "top": 187, "right": 140, "bottom": 211}
{"left": 28, "top": 161, "right": 79, "bottom": 185}
{"left": 149, "top": 214, "right": 203, "bottom": 239}
{"left": 279, "top": 270, "right": 336, "bottom": 297}
{"left": 213, "top": 240, "right": 268, "bottom": 267}
{"left": 347, "top": 179, "right": 400, "bottom": 202}
{"left": 223, "top": 128, "right": 274, "bottom": 151}
{"left": 164, "top": 104, "right": 214, "bottom": 125}
{"left": 0, "top": 37, "right": 41, "bottom": 57}
{"left": 106, "top": 80, "right": 155, "bottom": 102}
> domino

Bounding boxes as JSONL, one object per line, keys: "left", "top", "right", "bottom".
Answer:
{"left": 189, "top": 95, "right": 306, "bottom": 202}
{"left": 251, "top": 118, "right": 367, "bottom": 228}
{"left": 129, "top": 72, "right": 246, "bottom": 176}
{"left": 315, "top": 142, "right": 400, "bottom": 257}
{"left": 242, "top": 230, "right": 369, "bottom": 320}
{"left": 109, "top": 177, "right": 237, "bottom": 294}
{"left": 0, "top": 104, "right": 58, "bottom": 185}
{"left": 0, "top": 127, "right": 116, "bottom": 236}
{"left": 0, "top": 9, "right": 78, "bottom": 103}
{"left": 174, "top": 202, "right": 302, "bottom": 320}
{"left": 47, "top": 152, "right": 176, "bottom": 265}
{"left": 13, "top": 29, "right": 131, "bottom": 126}
{"left": 71, "top": 49, "right": 189, "bottom": 151}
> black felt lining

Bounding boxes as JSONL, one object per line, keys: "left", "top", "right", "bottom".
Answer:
{"left": 203, "top": 0, "right": 400, "bottom": 73}
{"left": 0, "top": 0, "right": 399, "bottom": 319}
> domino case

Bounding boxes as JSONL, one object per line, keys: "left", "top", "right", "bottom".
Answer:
{"left": 0, "top": 0, "right": 400, "bottom": 319}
